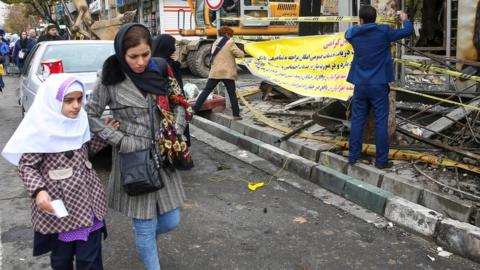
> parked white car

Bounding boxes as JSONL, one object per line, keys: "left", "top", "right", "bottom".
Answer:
{"left": 19, "top": 40, "right": 114, "bottom": 115}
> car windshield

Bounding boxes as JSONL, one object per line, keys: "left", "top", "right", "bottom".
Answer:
{"left": 40, "top": 43, "right": 114, "bottom": 73}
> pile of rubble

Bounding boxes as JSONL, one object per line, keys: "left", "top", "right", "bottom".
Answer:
{"left": 248, "top": 81, "right": 480, "bottom": 210}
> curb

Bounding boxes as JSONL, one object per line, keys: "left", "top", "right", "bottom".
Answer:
{"left": 192, "top": 114, "right": 480, "bottom": 263}
{"left": 202, "top": 112, "right": 476, "bottom": 223}
{"left": 436, "top": 218, "right": 480, "bottom": 262}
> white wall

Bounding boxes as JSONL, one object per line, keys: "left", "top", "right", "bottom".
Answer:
{"left": 159, "top": 0, "right": 194, "bottom": 37}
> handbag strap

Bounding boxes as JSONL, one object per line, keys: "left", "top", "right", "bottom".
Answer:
{"left": 147, "top": 94, "right": 164, "bottom": 172}
{"left": 147, "top": 95, "right": 156, "bottom": 146}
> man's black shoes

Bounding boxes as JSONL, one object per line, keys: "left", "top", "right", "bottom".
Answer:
{"left": 348, "top": 160, "right": 394, "bottom": 169}
{"left": 375, "top": 161, "right": 394, "bottom": 169}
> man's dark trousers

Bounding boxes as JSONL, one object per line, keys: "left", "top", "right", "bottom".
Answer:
{"left": 349, "top": 84, "right": 389, "bottom": 166}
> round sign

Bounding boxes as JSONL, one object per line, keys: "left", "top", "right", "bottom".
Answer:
{"left": 206, "top": 0, "right": 224, "bottom": 11}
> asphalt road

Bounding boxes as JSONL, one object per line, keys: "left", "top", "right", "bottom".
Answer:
{"left": 1, "top": 75, "right": 479, "bottom": 270}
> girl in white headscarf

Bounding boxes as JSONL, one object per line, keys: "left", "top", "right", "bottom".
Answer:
{"left": 2, "top": 73, "right": 118, "bottom": 270}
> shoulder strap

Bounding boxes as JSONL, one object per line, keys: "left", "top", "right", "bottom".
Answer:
{"left": 210, "top": 37, "right": 229, "bottom": 65}
{"left": 147, "top": 95, "right": 156, "bottom": 145}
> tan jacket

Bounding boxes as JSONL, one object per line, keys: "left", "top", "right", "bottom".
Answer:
{"left": 209, "top": 38, "right": 245, "bottom": 80}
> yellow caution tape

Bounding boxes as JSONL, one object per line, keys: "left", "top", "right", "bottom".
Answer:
{"left": 222, "top": 15, "right": 395, "bottom": 25}
{"left": 236, "top": 91, "right": 480, "bottom": 174}
{"left": 238, "top": 88, "right": 262, "bottom": 97}
{"left": 391, "top": 87, "right": 480, "bottom": 111}
{"left": 233, "top": 36, "right": 285, "bottom": 44}
{"left": 394, "top": 58, "right": 480, "bottom": 82}
{"left": 232, "top": 38, "right": 250, "bottom": 44}
{"left": 235, "top": 35, "right": 283, "bottom": 40}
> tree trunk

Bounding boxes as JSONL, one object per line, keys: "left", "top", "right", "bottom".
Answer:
{"left": 362, "top": 90, "right": 396, "bottom": 144}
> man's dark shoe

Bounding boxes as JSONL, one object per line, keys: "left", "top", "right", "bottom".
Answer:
{"left": 375, "top": 161, "right": 394, "bottom": 169}
{"left": 348, "top": 160, "right": 357, "bottom": 166}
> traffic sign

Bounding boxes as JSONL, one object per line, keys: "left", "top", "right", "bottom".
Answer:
{"left": 205, "top": 0, "right": 223, "bottom": 11}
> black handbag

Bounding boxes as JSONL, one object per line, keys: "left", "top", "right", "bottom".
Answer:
{"left": 119, "top": 95, "right": 164, "bottom": 196}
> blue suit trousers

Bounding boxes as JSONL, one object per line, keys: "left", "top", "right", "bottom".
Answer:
{"left": 349, "top": 84, "right": 390, "bottom": 166}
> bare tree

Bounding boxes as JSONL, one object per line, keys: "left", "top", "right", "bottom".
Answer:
{"left": 4, "top": 3, "right": 30, "bottom": 33}
{"left": 2, "top": 0, "right": 57, "bottom": 24}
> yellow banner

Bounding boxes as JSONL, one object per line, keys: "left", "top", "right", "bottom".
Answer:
{"left": 243, "top": 33, "right": 354, "bottom": 101}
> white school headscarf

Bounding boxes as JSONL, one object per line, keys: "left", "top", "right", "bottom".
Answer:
{"left": 2, "top": 73, "right": 91, "bottom": 165}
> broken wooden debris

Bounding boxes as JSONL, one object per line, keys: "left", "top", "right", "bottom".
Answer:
{"left": 396, "top": 115, "right": 454, "bottom": 141}
{"left": 274, "top": 120, "right": 315, "bottom": 144}
{"left": 413, "top": 163, "right": 480, "bottom": 202}
{"left": 264, "top": 111, "right": 312, "bottom": 118}
{"left": 396, "top": 101, "right": 450, "bottom": 114}
{"left": 285, "top": 97, "right": 322, "bottom": 110}
{"left": 422, "top": 99, "right": 480, "bottom": 138}
{"left": 259, "top": 81, "right": 299, "bottom": 101}
{"left": 397, "top": 127, "right": 480, "bottom": 162}
{"left": 312, "top": 113, "right": 351, "bottom": 131}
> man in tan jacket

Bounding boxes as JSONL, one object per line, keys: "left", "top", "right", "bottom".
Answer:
{"left": 193, "top": 26, "right": 245, "bottom": 120}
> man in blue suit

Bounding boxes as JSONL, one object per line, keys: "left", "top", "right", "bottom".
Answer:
{"left": 345, "top": 5, "right": 413, "bottom": 169}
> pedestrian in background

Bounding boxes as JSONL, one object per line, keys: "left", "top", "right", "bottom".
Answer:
{"left": 345, "top": 5, "right": 413, "bottom": 169}
{"left": 2, "top": 74, "right": 116, "bottom": 269}
{"left": 28, "top": 28, "right": 38, "bottom": 42}
{"left": 153, "top": 34, "right": 192, "bottom": 146}
{"left": 193, "top": 26, "right": 245, "bottom": 120}
{"left": 13, "top": 31, "right": 35, "bottom": 71}
{"left": 38, "top": 24, "right": 63, "bottom": 42}
{"left": 8, "top": 33, "right": 19, "bottom": 63}
{"left": 0, "top": 30, "right": 10, "bottom": 91}
{"left": 87, "top": 23, "right": 186, "bottom": 270}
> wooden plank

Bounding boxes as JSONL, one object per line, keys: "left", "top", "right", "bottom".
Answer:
{"left": 423, "top": 99, "right": 480, "bottom": 138}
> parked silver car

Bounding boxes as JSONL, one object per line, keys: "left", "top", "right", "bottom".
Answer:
{"left": 19, "top": 40, "right": 114, "bottom": 115}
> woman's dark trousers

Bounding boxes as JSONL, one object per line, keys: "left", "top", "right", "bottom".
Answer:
{"left": 193, "top": 79, "right": 240, "bottom": 117}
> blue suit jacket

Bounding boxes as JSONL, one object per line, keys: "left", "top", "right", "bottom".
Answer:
{"left": 345, "top": 20, "right": 413, "bottom": 85}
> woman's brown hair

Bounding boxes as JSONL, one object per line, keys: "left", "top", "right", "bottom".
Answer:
{"left": 218, "top": 27, "right": 234, "bottom": 37}
{"left": 123, "top": 26, "right": 152, "bottom": 52}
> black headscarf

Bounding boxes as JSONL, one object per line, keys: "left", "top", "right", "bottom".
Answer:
{"left": 153, "top": 34, "right": 184, "bottom": 89}
{"left": 102, "top": 23, "right": 169, "bottom": 95}
{"left": 20, "top": 33, "right": 28, "bottom": 48}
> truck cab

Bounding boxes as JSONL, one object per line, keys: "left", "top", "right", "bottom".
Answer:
{"left": 178, "top": 0, "right": 298, "bottom": 77}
